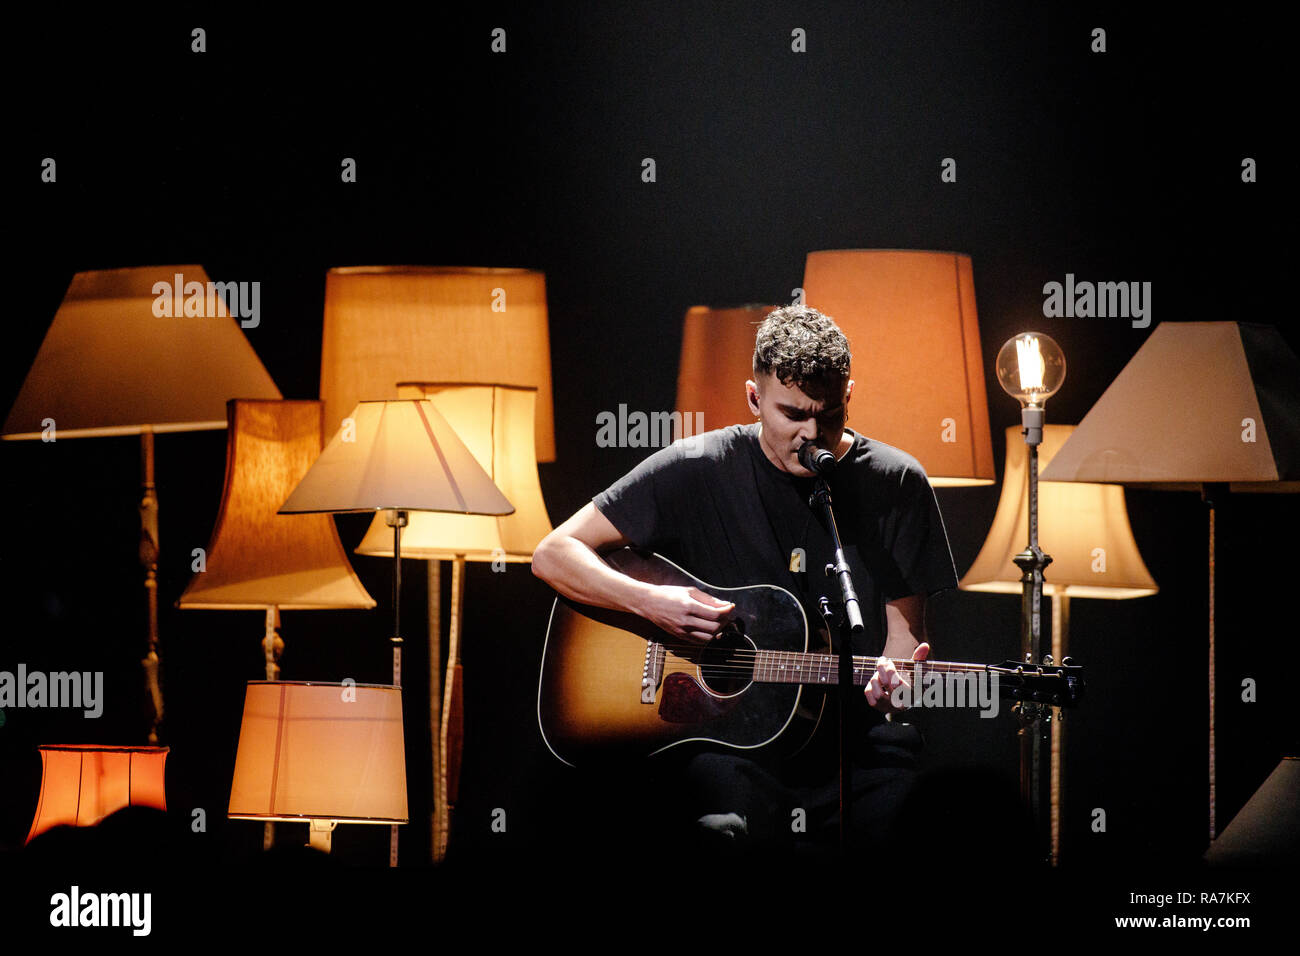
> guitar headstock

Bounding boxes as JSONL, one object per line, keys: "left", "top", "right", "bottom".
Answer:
{"left": 989, "top": 658, "right": 1086, "bottom": 708}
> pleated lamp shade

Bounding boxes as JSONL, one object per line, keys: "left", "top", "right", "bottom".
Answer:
{"left": 228, "top": 682, "right": 407, "bottom": 824}
{"left": 3, "top": 265, "right": 280, "bottom": 439}
{"left": 802, "top": 250, "right": 995, "bottom": 485}
{"left": 27, "top": 745, "right": 168, "bottom": 843}
{"left": 319, "top": 266, "right": 555, "bottom": 462}
{"left": 1040, "top": 322, "right": 1300, "bottom": 492}
{"left": 675, "top": 305, "right": 779, "bottom": 432}
{"left": 178, "top": 400, "right": 375, "bottom": 609}
{"left": 961, "top": 425, "right": 1157, "bottom": 599}
{"left": 355, "top": 384, "right": 551, "bottom": 561}
{"left": 278, "top": 400, "right": 515, "bottom": 517}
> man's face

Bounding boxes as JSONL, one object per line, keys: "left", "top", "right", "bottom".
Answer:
{"left": 745, "top": 371, "right": 854, "bottom": 476}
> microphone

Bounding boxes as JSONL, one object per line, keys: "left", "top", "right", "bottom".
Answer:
{"left": 798, "top": 440, "right": 836, "bottom": 476}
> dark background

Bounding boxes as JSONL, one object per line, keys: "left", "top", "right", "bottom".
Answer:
{"left": 2, "top": 3, "right": 1292, "bottom": 937}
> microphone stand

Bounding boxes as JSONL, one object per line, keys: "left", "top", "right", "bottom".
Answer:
{"left": 809, "top": 475, "right": 864, "bottom": 854}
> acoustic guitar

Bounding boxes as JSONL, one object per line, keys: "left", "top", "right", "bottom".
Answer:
{"left": 537, "top": 549, "right": 1084, "bottom": 767}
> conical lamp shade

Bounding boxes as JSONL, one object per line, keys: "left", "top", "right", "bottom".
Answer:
{"left": 675, "top": 305, "right": 778, "bottom": 432}
{"left": 356, "top": 384, "right": 551, "bottom": 561}
{"left": 802, "top": 250, "right": 995, "bottom": 485}
{"left": 27, "top": 745, "right": 168, "bottom": 843}
{"left": 178, "top": 400, "right": 375, "bottom": 609}
{"left": 1040, "top": 322, "right": 1300, "bottom": 492}
{"left": 1204, "top": 757, "right": 1300, "bottom": 866}
{"left": 278, "top": 400, "right": 515, "bottom": 516}
{"left": 961, "top": 425, "right": 1157, "bottom": 598}
{"left": 319, "top": 266, "right": 555, "bottom": 462}
{"left": 3, "top": 265, "right": 280, "bottom": 439}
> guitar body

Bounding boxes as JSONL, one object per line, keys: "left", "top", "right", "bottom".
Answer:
{"left": 537, "top": 549, "right": 826, "bottom": 766}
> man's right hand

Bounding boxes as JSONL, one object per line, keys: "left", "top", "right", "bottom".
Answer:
{"left": 637, "top": 585, "right": 734, "bottom": 642}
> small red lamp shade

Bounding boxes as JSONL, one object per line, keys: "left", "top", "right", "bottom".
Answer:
{"left": 27, "top": 744, "right": 168, "bottom": 843}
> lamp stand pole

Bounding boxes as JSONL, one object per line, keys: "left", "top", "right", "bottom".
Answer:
{"left": 1011, "top": 405, "right": 1053, "bottom": 864}
{"left": 1203, "top": 482, "right": 1227, "bottom": 842}
{"left": 387, "top": 509, "right": 409, "bottom": 868}
{"left": 139, "top": 428, "right": 165, "bottom": 744}
{"left": 1050, "top": 586, "right": 1070, "bottom": 866}
{"left": 438, "top": 556, "right": 466, "bottom": 861}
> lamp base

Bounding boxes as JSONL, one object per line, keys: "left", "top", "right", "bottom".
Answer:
{"left": 307, "top": 820, "right": 336, "bottom": 853}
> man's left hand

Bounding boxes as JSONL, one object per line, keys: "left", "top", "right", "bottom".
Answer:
{"left": 864, "top": 641, "right": 930, "bottom": 714}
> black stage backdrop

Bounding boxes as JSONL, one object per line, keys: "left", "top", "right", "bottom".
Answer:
{"left": 2, "top": 4, "right": 1293, "bottom": 941}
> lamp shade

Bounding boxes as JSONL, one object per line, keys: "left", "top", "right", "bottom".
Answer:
{"left": 27, "top": 745, "right": 168, "bottom": 843}
{"left": 319, "top": 266, "right": 555, "bottom": 462}
{"left": 356, "top": 384, "right": 552, "bottom": 561}
{"left": 3, "top": 265, "right": 280, "bottom": 439}
{"left": 178, "top": 400, "right": 375, "bottom": 609}
{"left": 1204, "top": 757, "right": 1300, "bottom": 866}
{"left": 228, "top": 681, "right": 407, "bottom": 824}
{"left": 674, "top": 305, "right": 779, "bottom": 432}
{"left": 278, "top": 400, "right": 515, "bottom": 516}
{"left": 802, "top": 250, "right": 995, "bottom": 485}
{"left": 961, "top": 425, "right": 1157, "bottom": 598}
{"left": 1040, "top": 322, "right": 1300, "bottom": 491}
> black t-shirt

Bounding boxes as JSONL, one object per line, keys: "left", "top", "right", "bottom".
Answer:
{"left": 593, "top": 423, "right": 958, "bottom": 657}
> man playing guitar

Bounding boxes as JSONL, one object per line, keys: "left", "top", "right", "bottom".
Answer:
{"left": 532, "top": 305, "right": 958, "bottom": 852}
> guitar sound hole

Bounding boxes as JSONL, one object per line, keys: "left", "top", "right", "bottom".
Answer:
{"left": 697, "top": 624, "right": 755, "bottom": 697}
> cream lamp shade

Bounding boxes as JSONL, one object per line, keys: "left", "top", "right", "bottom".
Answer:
{"left": 278, "top": 400, "right": 515, "bottom": 517}
{"left": 3, "top": 265, "right": 280, "bottom": 439}
{"left": 228, "top": 682, "right": 407, "bottom": 825}
{"left": 355, "top": 384, "right": 551, "bottom": 561}
{"left": 319, "top": 266, "right": 555, "bottom": 462}
{"left": 1039, "top": 322, "right": 1300, "bottom": 491}
{"left": 961, "top": 425, "right": 1157, "bottom": 599}
{"left": 27, "top": 745, "right": 168, "bottom": 842}
{"left": 675, "top": 305, "right": 780, "bottom": 432}
{"left": 802, "top": 250, "right": 995, "bottom": 485}
{"left": 178, "top": 400, "right": 375, "bottom": 609}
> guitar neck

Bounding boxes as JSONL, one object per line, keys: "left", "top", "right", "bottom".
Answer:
{"left": 752, "top": 650, "right": 987, "bottom": 687}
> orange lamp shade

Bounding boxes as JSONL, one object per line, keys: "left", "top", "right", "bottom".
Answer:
{"left": 355, "top": 384, "right": 552, "bottom": 561}
{"left": 228, "top": 682, "right": 408, "bottom": 825}
{"left": 803, "top": 250, "right": 995, "bottom": 485}
{"left": 961, "top": 425, "right": 1158, "bottom": 598}
{"left": 319, "top": 266, "right": 556, "bottom": 462}
{"left": 27, "top": 745, "right": 168, "bottom": 843}
{"left": 674, "top": 305, "right": 779, "bottom": 432}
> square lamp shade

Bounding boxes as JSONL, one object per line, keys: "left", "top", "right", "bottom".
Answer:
{"left": 803, "top": 250, "right": 995, "bottom": 485}
{"left": 961, "top": 425, "right": 1158, "bottom": 598}
{"left": 319, "top": 266, "right": 555, "bottom": 462}
{"left": 356, "top": 384, "right": 551, "bottom": 560}
{"left": 27, "top": 745, "right": 168, "bottom": 843}
{"left": 228, "top": 682, "right": 407, "bottom": 826}
{"left": 675, "top": 305, "right": 780, "bottom": 433}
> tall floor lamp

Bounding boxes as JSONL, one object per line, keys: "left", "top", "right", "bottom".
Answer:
{"left": 3, "top": 266, "right": 280, "bottom": 742}
{"left": 278, "top": 399, "right": 514, "bottom": 865}
{"left": 317, "top": 265, "right": 555, "bottom": 863}
{"left": 962, "top": 424, "right": 1158, "bottom": 864}
{"left": 355, "top": 383, "right": 552, "bottom": 862}
{"left": 1041, "top": 321, "right": 1300, "bottom": 842}
{"left": 178, "top": 399, "right": 376, "bottom": 849}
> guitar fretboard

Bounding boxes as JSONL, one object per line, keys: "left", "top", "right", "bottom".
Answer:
{"left": 751, "top": 651, "right": 988, "bottom": 686}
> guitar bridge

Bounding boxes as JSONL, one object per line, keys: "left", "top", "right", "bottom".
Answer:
{"left": 642, "top": 641, "right": 665, "bottom": 703}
